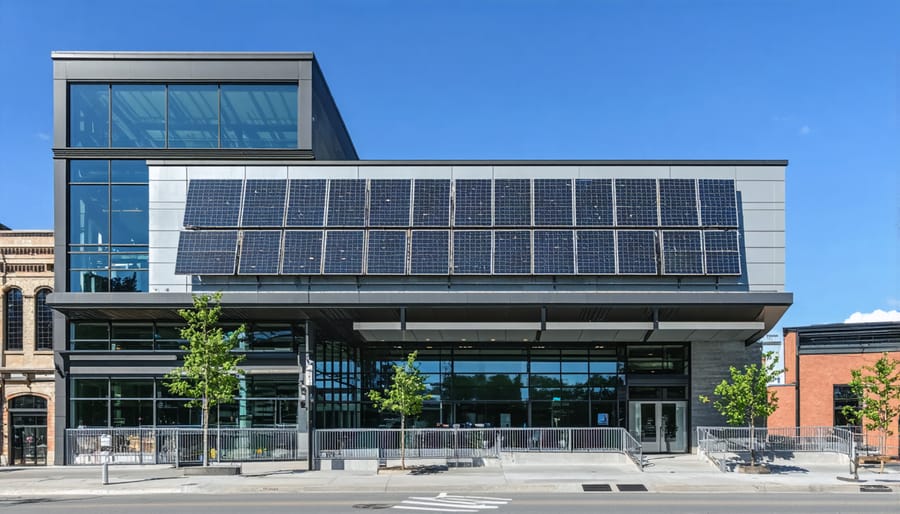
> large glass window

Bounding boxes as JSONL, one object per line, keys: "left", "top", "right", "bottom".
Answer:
{"left": 69, "top": 84, "right": 109, "bottom": 147}
{"left": 111, "top": 85, "right": 165, "bottom": 147}
{"left": 69, "top": 184, "right": 108, "bottom": 247}
{"left": 35, "top": 289, "right": 53, "bottom": 351}
{"left": 69, "top": 83, "right": 297, "bottom": 149}
{"left": 834, "top": 385, "right": 859, "bottom": 426}
{"left": 221, "top": 84, "right": 297, "bottom": 148}
{"left": 110, "top": 185, "right": 149, "bottom": 244}
{"left": 4, "top": 288, "right": 23, "bottom": 351}
{"left": 69, "top": 161, "right": 149, "bottom": 292}
{"left": 168, "top": 85, "right": 218, "bottom": 148}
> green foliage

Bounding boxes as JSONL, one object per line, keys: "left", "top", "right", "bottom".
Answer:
{"left": 367, "top": 351, "right": 432, "bottom": 469}
{"left": 841, "top": 353, "right": 900, "bottom": 453}
{"left": 368, "top": 351, "right": 431, "bottom": 423}
{"left": 164, "top": 292, "right": 245, "bottom": 465}
{"left": 699, "top": 351, "right": 782, "bottom": 466}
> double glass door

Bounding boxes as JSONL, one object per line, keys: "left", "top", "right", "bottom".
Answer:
{"left": 628, "top": 401, "right": 686, "bottom": 453}
{"left": 11, "top": 414, "right": 47, "bottom": 466}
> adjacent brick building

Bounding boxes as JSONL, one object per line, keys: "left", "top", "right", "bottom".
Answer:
{"left": 769, "top": 322, "right": 900, "bottom": 455}
{"left": 0, "top": 228, "right": 55, "bottom": 465}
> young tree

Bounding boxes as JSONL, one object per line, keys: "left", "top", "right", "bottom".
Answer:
{"left": 165, "top": 293, "right": 245, "bottom": 466}
{"left": 841, "top": 353, "right": 900, "bottom": 456}
{"left": 367, "top": 351, "right": 432, "bottom": 469}
{"left": 700, "top": 352, "right": 782, "bottom": 467}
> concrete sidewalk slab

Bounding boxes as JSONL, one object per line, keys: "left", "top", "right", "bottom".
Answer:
{"left": 0, "top": 455, "right": 896, "bottom": 497}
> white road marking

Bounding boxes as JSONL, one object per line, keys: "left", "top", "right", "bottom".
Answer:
{"left": 391, "top": 493, "right": 511, "bottom": 512}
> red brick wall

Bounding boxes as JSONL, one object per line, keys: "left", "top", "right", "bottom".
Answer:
{"left": 768, "top": 331, "right": 798, "bottom": 428}
{"left": 769, "top": 329, "right": 900, "bottom": 431}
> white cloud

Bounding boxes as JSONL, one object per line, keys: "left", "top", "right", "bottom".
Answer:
{"left": 798, "top": 125, "right": 811, "bottom": 135}
{"left": 844, "top": 309, "right": 900, "bottom": 323}
{"left": 35, "top": 132, "right": 50, "bottom": 141}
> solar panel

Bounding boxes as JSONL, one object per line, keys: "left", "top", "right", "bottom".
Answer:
{"left": 238, "top": 230, "right": 282, "bottom": 274}
{"left": 494, "top": 179, "right": 531, "bottom": 226}
{"left": 615, "top": 179, "right": 658, "bottom": 226}
{"left": 323, "top": 230, "right": 364, "bottom": 274}
{"left": 704, "top": 230, "right": 741, "bottom": 275}
{"left": 534, "top": 179, "right": 573, "bottom": 226}
{"left": 699, "top": 179, "right": 738, "bottom": 227}
{"left": 533, "top": 230, "right": 574, "bottom": 274}
{"left": 493, "top": 230, "right": 531, "bottom": 274}
{"left": 661, "top": 230, "right": 703, "bottom": 275}
{"left": 575, "top": 179, "right": 613, "bottom": 226}
{"left": 183, "top": 179, "right": 243, "bottom": 227}
{"left": 659, "top": 179, "right": 699, "bottom": 227}
{"left": 241, "top": 179, "right": 287, "bottom": 227}
{"left": 413, "top": 179, "right": 450, "bottom": 226}
{"left": 327, "top": 179, "right": 366, "bottom": 226}
{"left": 454, "top": 179, "right": 492, "bottom": 226}
{"left": 174, "top": 230, "right": 238, "bottom": 275}
{"left": 616, "top": 230, "right": 657, "bottom": 274}
{"left": 410, "top": 230, "right": 449, "bottom": 274}
{"left": 452, "top": 231, "right": 492, "bottom": 274}
{"left": 575, "top": 230, "right": 615, "bottom": 274}
{"left": 282, "top": 230, "right": 323, "bottom": 274}
{"left": 369, "top": 179, "right": 411, "bottom": 226}
{"left": 286, "top": 179, "right": 326, "bottom": 226}
{"left": 366, "top": 230, "right": 407, "bottom": 274}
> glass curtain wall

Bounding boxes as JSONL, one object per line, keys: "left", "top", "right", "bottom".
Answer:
{"left": 313, "top": 342, "right": 689, "bottom": 430}
{"left": 70, "top": 376, "right": 300, "bottom": 428}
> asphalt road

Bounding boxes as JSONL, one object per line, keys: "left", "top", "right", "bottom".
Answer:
{"left": 0, "top": 493, "right": 897, "bottom": 514}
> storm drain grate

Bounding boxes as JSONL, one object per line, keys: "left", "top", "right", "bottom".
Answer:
{"left": 860, "top": 485, "right": 892, "bottom": 493}
{"left": 616, "top": 484, "right": 648, "bottom": 492}
{"left": 582, "top": 484, "right": 612, "bottom": 492}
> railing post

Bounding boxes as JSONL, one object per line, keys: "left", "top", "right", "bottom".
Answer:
{"left": 175, "top": 429, "right": 180, "bottom": 468}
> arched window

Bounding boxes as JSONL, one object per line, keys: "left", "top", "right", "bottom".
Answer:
{"left": 4, "top": 288, "right": 23, "bottom": 351}
{"left": 10, "top": 395, "right": 47, "bottom": 410}
{"left": 35, "top": 288, "right": 53, "bottom": 351}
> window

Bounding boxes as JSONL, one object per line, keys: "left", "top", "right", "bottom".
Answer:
{"left": 4, "top": 288, "right": 23, "bottom": 350}
{"left": 834, "top": 385, "right": 859, "bottom": 426}
{"left": 69, "top": 84, "right": 109, "bottom": 147}
{"left": 71, "top": 83, "right": 297, "bottom": 149}
{"left": 68, "top": 161, "right": 149, "bottom": 292}
{"left": 35, "top": 289, "right": 53, "bottom": 351}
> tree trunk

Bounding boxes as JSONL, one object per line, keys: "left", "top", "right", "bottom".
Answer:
{"left": 748, "top": 420, "right": 756, "bottom": 467}
{"left": 202, "top": 396, "right": 209, "bottom": 467}
{"left": 400, "top": 414, "right": 406, "bottom": 470}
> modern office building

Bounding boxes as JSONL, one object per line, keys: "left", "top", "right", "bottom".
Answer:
{"left": 48, "top": 51, "right": 791, "bottom": 464}
{"left": 769, "top": 322, "right": 900, "bottom": 442}
{"left": 0, "top": 228, "right": 55, "bottom": 465}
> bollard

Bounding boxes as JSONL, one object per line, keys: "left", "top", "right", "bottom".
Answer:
{"left": 101, "top": 462, "right": 109, "bottom": 485}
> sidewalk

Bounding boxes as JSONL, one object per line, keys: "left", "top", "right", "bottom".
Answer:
{"left": 0, "top": 454, "right": 897, "bottom": 497}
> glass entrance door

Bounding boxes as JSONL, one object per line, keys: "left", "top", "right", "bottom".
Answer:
{"left": 628, "top": 401, "right": 686, "bottom": 453}
{"left": 11, "top": 414, "right": 48, "bottom": 466}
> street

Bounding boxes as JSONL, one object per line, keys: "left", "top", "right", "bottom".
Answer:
{"left": 0, "top": 493, "right": 897, "bottom": 514}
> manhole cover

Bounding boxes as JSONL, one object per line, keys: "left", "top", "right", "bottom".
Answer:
{"left": 860, "top": 485, "right": 892, "bottom": 493}
{"left": 582, "top": 484, "right": 612, "bottom": 492}
{"left": 352, "top": 504, "right": 394, "bottom": 509}
{"left": 616, "top": 484, "right": 648, "bottom": 492}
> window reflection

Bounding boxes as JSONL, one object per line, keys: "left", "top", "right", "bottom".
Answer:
{"left": 221, "top": 84, "right": 297, "bottom": 148}
{"left": 111, "top": 85, "right": 166, "bottom": 147}
{"left": 69, "top": 84, "right": 109, "bottom": 147}
{"left": 168, "top": 85, "right": 218, "bottom": 148}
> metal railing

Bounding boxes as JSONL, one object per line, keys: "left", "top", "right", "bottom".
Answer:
{"left": 66, "top": 427, "right": 307, "bottom": 465}
{"left": 314, "top": 427, "right": 642, "bottom": 469}
{"left": 835, "top": 425, "right": 900, "bottom": 458}
{"left": 697, "top": 426, "right": 855, "bottom": 471}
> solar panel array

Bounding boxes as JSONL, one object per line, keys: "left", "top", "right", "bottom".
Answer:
{"left": 175, "top": 177, "right": 742, "bottom": 276}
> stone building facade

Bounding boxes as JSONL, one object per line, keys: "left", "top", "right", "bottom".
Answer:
{"left": 0, "top": 228, "right": 55, "bottom": 465}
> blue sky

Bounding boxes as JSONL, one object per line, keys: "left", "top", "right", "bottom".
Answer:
{"left": 0, "top": 0, "right": 897, "bottom": 329}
